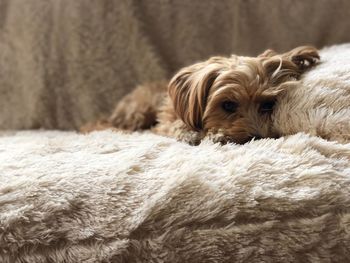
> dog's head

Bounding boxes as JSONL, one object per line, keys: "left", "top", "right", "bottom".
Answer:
{"left": 169, "top": 46, "right": 319, "bottom": 144}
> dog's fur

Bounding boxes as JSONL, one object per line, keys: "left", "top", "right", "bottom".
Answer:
{"left": 81, "top": 46, "right": 319, "bottom": 144}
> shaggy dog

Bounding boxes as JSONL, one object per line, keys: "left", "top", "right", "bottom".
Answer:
{"left": 82, "top": 46, "right": 319, "bottom": 144}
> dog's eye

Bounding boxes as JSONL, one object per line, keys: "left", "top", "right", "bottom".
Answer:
{"left": 259, "top": 101, "right": 275, "bottom": 113}
{"left": 222, "top": 101, "right": 238, "bottom": 113}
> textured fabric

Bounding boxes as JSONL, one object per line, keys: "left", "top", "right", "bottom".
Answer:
{"left": 0, "top": 0, "right": 350, "bottom": 129}
{"left": 273, "top": 43, "right": 350, "bottom": 143}
{"left": 0, "top": 130, "right": 349, "bottom": 262}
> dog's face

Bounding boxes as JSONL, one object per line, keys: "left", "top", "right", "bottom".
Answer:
{"left": 169, "top": 46, "right": 319, "bottom": 144}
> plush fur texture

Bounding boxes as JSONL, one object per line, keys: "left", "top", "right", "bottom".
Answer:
{"left": 0, "top": 130, "right": 350, "bottom": 262}
{"left": 87, "top": 46, "right": 319, "bottom": 145}
{"left": 273, "top": 44, "right": 350, "bottom": 143}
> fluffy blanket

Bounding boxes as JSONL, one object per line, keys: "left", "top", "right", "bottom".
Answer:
{"left": 274, "top": 44, "right": 350, "bottom": 143}
{"left": 1, "top": 131, "right": 350, "bottom": 262}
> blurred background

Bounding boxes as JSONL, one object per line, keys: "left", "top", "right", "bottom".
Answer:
{"left": 0, "top": 0, "right": 349, "bottom": 130}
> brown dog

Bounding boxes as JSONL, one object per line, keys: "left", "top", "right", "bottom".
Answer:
{"left": 82, "top": 46, "right": 319, "bottom": 145}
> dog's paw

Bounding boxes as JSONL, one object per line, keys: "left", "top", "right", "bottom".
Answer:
{"left": 80, "top": 119, "right": 116, "bottom": 133}
{"left": 109, "top": 105, "right": 157, "bottom": 131}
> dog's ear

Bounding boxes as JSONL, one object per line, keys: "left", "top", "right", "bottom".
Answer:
{"left": 262, "top": 57, "right": 300, "bottom": 87}
{"left": 259, "top": 46, "right": 319, "bottom": 72}
{"left": 262, "top": 46, "right": 320, "bottom": 86}
{"left": 259, "top": 48, "right": 298, "bottom": 86}
{"left": 281, "top": 46, "right": 320, "bottom": 72}
{"left": 168, "top": 59, "right": 224, "bottom": 131}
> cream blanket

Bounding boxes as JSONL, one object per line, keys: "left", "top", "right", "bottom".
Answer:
{"left": 1, "top": 131, "right": 350, "bottom": 262}
{"left": 1, "top": 0, "right": 350, "bottom": 130}
{"left": 274, "top": 44, "right": 350, "bottom": 143}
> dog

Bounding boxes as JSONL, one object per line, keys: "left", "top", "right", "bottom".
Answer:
{"left": 81, "top": 46, "right": 319, "bottom": 145}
